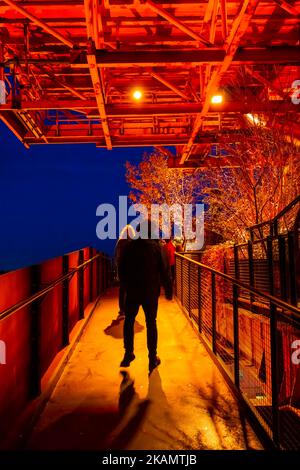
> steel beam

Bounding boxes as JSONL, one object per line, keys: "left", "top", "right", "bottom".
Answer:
{"left": 87, "top": 52, "right": 112, "bottom": 149}
{"left": 2, "top": 0, "right": 75, "bottom": 48}
{"left": 150, "top": 71, "right": 190, "bottom": 100}
{"left": 141, "top": 0, "right": 213, "bottom": 46}
{"left": 88, "top": 47, "right": 300, "bottom": 67}
{"left": 180, "top": 0, "right": 260, "bottom": 163}
{"left": 1, "top": 100, "right": 298, "bottom": 114}
{"left": 273, "top": 0, "right": 300, "bottom": 15}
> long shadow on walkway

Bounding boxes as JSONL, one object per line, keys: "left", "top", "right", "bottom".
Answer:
{"left": 25, "top": 289, "right": 263, "bottom": 450}
{"left": 104, "top": 316, "right": 144, "bottom": 339}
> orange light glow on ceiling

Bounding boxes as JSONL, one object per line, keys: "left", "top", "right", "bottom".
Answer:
{"left": 133, "top": 89, "right": 143, "bottom": 100}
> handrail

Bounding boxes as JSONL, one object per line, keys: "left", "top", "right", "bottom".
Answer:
{"left": 176, "top": 253, "right": 300, "bottom": 318}
{"left": 246, "top": 195, "right": 300, "bottom": 232}
{"left": 0, "top": 253, "right": 107, "bottom": 322}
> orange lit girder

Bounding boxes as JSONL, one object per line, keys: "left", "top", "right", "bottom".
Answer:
{"left": 0, "top": 0, "right": 299, "bottom": 157}
{"left": 1, "top": 100, "right": 298, "bottom": 115}
{"left": 1, "top": 0, "right": 75, "bottom": 48}
{"left": 77, "top": 47, "right": 300, "bottom": 67}
{"left": 86, "top": 51, "right": 112, "bottom": 150}
{"left": 273, "top": 0, "right": 300, "bottom": 16}
{"left": 180, "top": 0, "right": 260, "bottom": 164}
{"left": 141, "top": 0, "right": 213, "bottom": 47}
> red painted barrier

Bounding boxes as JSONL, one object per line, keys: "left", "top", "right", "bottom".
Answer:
{"left": 0, "top": 247, "right": 109, "bottom": 443}
{"left": 40, "top": 257, "right": 63, "bottom": 376}
{"left": 0, "top": 268, "right": 31, "bottom": 439}
{"left": 68, "top": 251, "right": 80, "bottom": 332}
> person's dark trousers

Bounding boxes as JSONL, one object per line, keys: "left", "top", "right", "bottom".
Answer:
{"left": 124, "top": 293, "right": 159, "bottom": 359}
{"left": 171, "top": 265, "right": 175, "bottom": 283}
{"left": 119, "top": 284, "right": 126, "bottom": 313}
{"left": 165, "top": 267, "right": 173, "bottom": 300}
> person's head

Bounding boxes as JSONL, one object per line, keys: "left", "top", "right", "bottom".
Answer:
{"left": 119, "top": 224, "right": 136, "bottom": 240}
{"left": 164, "top": 238, "right": 171, "bottom": 244}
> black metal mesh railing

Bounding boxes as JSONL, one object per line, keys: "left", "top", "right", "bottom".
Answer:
{"left": 175, "top": 252, "right": 300, "bottom": 449}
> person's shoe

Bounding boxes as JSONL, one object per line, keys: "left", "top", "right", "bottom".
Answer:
{"left": 149, "top": 356, "right": 161, "bottom": 373}
{"left": 120, "top": 352, "right": 135, "bottom": 367}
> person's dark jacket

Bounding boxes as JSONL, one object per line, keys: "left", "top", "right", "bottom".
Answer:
{"left": 119, "top": 238, "right": 167, "bottom": 298}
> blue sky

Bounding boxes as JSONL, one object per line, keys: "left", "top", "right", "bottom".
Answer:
{"left": 0, "top": 122, "right": 146, "bottom": 271}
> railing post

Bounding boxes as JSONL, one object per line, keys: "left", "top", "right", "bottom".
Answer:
{"left": 104, "top": 258, "right": 107, "bottom": 290}
{"left": 62, "top": 254, "right": 69, "bottom": 347}
{"left": 247, "top": 240, "right": 255, "bottom": 305}
{"left": 233, "top": 283, "right": 240, "bottom": 388}
{"left": 270, "top": 302, "right": 280, "bottom": 447}
{"left": 78, "top": 249, "right": 84, "bottom": 319}
{"left": 234, "top": 244, "right": 239, "bottom": 280}
{"left": 287, "top": 232, "right": 297, "bottom": 306}
{"left": 89, "top": 247, "right": 94, "bottom": 302}
{"left": 267, "top": 236, "right": 274, "bottom": 296}
{"left": 278, "top": 235, "right": 287, "bottom": 301}
{"left": 101, "top": 254, "right": 105, "bottom": 292}
{"left": 29, "top": 264, "right": 41, "bottom": 398}
{"left": 96, "top": 252, "right": 100, "bottom": 296}
{"left": 181, "top": 257, "right": 183, "bottom": 305}
{"left": 211, "top": 271, "right": 216, "bottom": 354}
{"left": 188, "top": 261, "right": 191, "bottom": 317}
{"left": 174, "top": 257, "right": 177, "bottom": 297}
{"left": 198, "top": 266, "right": 202, "bottom": 333}
{"left": 273, "top": 219, "right": 278, "bottom": 237}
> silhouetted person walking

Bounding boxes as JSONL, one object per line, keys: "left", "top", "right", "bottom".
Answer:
{"left": 115, "top": 224, "right": 135, "bottom": 318}
{"left": 118, "top": 220, "right": 167, "bottom": 373}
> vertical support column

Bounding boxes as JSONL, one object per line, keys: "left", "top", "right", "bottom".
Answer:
{"left": 174, "top": 256, "right": 177, "bottom": 297}
{"left": 198, "top": 266, "right": 202, "bottom": 333}
{"left": 29, "top": 264, "right": 41, "bottom": 398}
{"left": 0, "top": 37, "right": 5, "bottom": 105}
{"left": 101, "top": 255, "right": 105, "bottom": 293}
{"left": 233, "top": 244, "right": 240, "bottom": 387}
{"left": 287, "top": 232, "right": 297, "bottom": 306}
{"left": 180, "top": 257, "right": 183, "bottom": 305}
{"left": 247, "top": 241, "right": 255, "bottom": 305}
{"left": 211, "top": 271, "right": 216, "bottom": 354}
{"left": 278, "top": 235, "right": 287, "bottom": 301}
{"left": 96, "top": 252, "right": 100, "bottom": 296}
{"left": 234, "top": 244, "right": 239, "bottom": 280}
{"left": 270, "top": 302, "right": 280, "bottom": 447}
{"left": 78, "top": 249, "right": 84, "bottom": 320}
{"left": 62, "top": 254, "right": 69, "bottom": 347}
{"left": 233, "top": 283, "right": 240, "bottom": 388}
{"left": 103, "top": 257, "right": 107, "bottom": 291}
{"left": 273, "top": 219, "right": 278, "bottom": 237}
{"left": 267, "top": 236, "right": 274, "bottom": 296}
{"left": 267, "top": 234, "right": 280, "bottom": 446}
{"left": 89, "top": 247, "right": 94, "bottom": 302}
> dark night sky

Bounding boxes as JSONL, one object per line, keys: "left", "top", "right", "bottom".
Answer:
{"left": 0, "top": 122, "right": 146, "bottom": 271}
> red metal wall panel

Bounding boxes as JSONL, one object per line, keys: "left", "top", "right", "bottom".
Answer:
{"left": 0, "top": 268, "right": 31, "bottom": 438}
{"left": 83, "top": 247, "right": 90, "bottom": 308}
{"left": 0, "top": 247, "right": 107, "bottom": 442}
{"left": 39, "top": 257, "right": 63, "bottom": 376}
{"left": 93, "top": 250, "right": 98, "bottom": 299}
{"left": 68, "top": 252, "right": 79, "bottom": 331}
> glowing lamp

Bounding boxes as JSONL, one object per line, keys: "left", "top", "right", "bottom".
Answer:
{"left": 133, "top": 89, "right": 142, "bottom": 100}
{"left": 211, "top": 95, "right": 223, "bottom": 104}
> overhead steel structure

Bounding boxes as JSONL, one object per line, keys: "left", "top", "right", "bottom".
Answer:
{"left": 0, "top": 0, "right": 299, "bottom": 165}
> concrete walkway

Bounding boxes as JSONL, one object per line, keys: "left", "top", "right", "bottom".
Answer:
{"left": 26, "top": 288, "right": 262, "bottom": 450}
